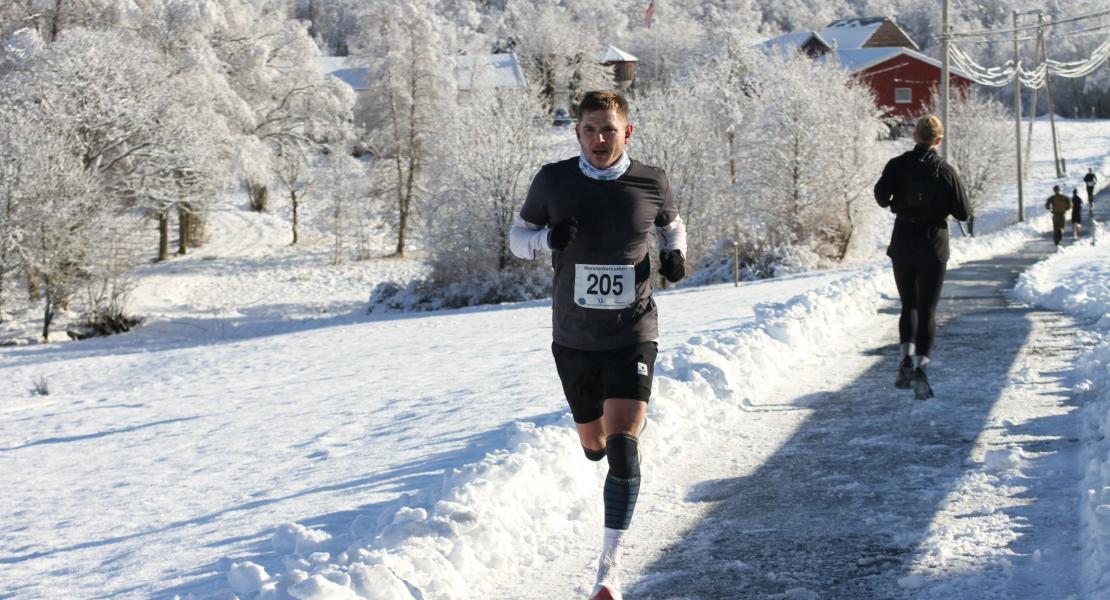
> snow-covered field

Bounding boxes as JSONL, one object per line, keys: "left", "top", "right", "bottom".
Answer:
{"left": 1, "top": 120, "right": 1108, "bottom": 599}
{"left": 965, "top": 117, "right": 1110, "bottom": 235}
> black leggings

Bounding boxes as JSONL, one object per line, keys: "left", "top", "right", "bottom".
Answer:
{"left": 892, "top": 254, "right": 947, "bottom": 358}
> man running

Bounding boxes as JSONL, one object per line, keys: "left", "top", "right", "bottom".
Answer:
{"left": 1045, "top": 185, "right": 1070, "bottom": 247}
{"left": 509, "top": 90, "right": 686, "bottom": 600}
{"left": 1071, "top": 188, "right": 1083, "bottom": 240}
{"left": 1085, "top": 168, "right": 1098, "bottom": 205}
{"left": 874, "top": 115, "right": 969, "bottom": 400}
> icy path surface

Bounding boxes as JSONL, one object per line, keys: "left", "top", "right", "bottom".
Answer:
{"left": 614, "top": 233, "right": 1087, "bottom": 597}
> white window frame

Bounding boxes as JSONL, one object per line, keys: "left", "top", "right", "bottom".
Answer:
{"left": 894, "top": 87, "right": 912, "bottom": 104}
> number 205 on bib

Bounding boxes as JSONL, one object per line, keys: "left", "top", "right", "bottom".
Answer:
{"left": 574, "top": 263, "right": 635, "bottom": 310}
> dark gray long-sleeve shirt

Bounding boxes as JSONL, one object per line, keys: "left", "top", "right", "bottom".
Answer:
{"left": 516, "top": 157, "right": 679, "bottom": 351}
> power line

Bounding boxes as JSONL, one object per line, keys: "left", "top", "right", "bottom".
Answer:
{"left": 947, "top": 7, "right": 1110, "bottom": 39}
{"left": 938, "top": 34, "right": 1037, "bottom": 45}
{"left": 1061, "top": 22, "right": 1110, "bottom": 38}
{"left": 935, "top": 24, "right": 1109, "bottom": 44}
{"left": 938, "top": 5, "right": 1110, "bottom": 89}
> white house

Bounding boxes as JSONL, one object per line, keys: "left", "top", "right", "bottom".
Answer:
{"left": 317, "top": 52, "right": 526, "bottom": 99}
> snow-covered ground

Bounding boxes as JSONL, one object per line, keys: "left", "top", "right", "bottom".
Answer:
{"left": 1, "top": 120, "right": 1108, "bottom": 599}
{"left": 1014, "top": 225, "right": 1110, "bottom": 596}
{"left": 965, "top": 117, "right": 1110, "bottom": 235}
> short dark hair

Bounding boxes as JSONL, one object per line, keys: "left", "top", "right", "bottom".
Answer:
{"left": 1053, "top": 185, "right": 1060, "bottom": 192}
{"left": 578, "top": 91, "right": 629, "bottom": 123}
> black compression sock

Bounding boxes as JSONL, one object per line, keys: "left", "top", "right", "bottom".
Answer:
{"left": 584, "top": 446, "right": 606, "bottom": 461}
{"left": 603, "top": 434, "right": 640, "bottom": 530}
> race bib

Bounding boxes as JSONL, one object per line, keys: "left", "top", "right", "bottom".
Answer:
{"left": 574, "top": 264, "right": 635, "bottom": 310}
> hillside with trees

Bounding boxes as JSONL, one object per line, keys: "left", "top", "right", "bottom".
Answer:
{"left": 0, "top": 0, "right": 1106, "bottom": 340}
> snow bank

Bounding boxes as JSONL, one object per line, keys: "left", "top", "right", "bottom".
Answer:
{"left": 1013, "top": 233, "right": 1110, "bottom": 597}
{"left": 948, "top": 213, "right": 1052, "bottom": 266}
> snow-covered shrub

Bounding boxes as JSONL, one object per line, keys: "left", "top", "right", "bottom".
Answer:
{"left": 734, "top": 49, "right": 885, "bottom": 263}
{"left": 67, "top": 226, "right": 145, "bottom": 340}
{"left": 30, "top": 376, "right": 48, "bottom": 396}
{"left": 925, "top": 88, "right": 1015, "bottom": 236}
{"left": 419, "top": 80, "right": 551, "bottom": 306}
{"left": 310, "top": 153, "right": 392, "bottom": 263}
{"left": 685, "top": 235, "right": 824, "bottom": 287}
{"left": 368, "top": 264, "right": 550, "bottom": 314}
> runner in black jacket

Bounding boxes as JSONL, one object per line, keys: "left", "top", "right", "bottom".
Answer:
{"left": 874, "top": 115, "right": 970, "bottom": 399}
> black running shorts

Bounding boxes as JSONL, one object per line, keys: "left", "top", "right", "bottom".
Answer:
{"left": 551, "top": 341, "right": 658, "bottom": 424}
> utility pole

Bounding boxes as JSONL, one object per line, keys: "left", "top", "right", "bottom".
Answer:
{"left": 1040, "top": 12, "right": 1064, "bottom": 177}
{"left": 941, "top": 0, "right": 951, "bottom": 161}
{"left": 1013, "top": 10, "right": 1025, "bottom": 222}
{"left": 1024, "top": 14, "right": 1043, "bottom": 168}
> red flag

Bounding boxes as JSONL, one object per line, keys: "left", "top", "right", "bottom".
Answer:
{"left": 644, "top": 0, "right": 654, "bottom": 28}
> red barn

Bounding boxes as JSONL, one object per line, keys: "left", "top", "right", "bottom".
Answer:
{"left": 759, "top": 16, "right": 975, "bottom": 119}
{"left": 835, "top": 47, "right": 974, "bottom": 118}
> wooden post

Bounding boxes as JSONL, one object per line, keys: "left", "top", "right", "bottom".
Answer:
{"left": 941, "top": 0, "right": 951, "bottom": 161}
{"left": 177, "top": 202, "right": 191, "bottom": 255}
{"left": 1024, "top": 22, "right": 1042, "bottom": 168}
{"left": 1040, "top": 13, "right": 1064, "bottom": 178}
{"left": 733, "top": 240, "right": 740, "bottom": 287}
{"left": 158, "top": 210, "right": 170, "bottom": 261}
{"left": 1013, "top": 10, "right": 1025, "bottom": 222}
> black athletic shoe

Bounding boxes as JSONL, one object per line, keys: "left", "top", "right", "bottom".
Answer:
{"left": 895, "top": 357, "right": 913, "bottom": 389}
{"left": 911, "top": 368, "right": 934, "bottom": 400}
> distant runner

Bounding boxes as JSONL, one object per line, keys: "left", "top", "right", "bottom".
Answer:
{"left": 1085, "top": 168, "right": 1098, "bottom": 205}
{"left": 1071, "top": 188, "right": 1083, "bottom": 240}
{"left": 1045, "top": 185, "right": 1070, "bottom": 247}
{"left": 874, "top": 115, "right": 970, "bottom": 400}
{"left": 509, "top": 90, "right": 687, "bottom": 600}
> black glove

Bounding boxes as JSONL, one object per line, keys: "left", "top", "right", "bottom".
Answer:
{"left": 548, "top": 218, "right": 578, "bottom": 251}
{"left": 659, "top": 249, "right": 685, "bottom": 283}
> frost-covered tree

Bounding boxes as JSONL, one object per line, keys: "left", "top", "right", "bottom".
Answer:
{"left": 295, "top": 0, "right": 360, "bottom": 55}
{"left": 736, "top": 50, "right": 883, "bottom": 262}
{"left": 615, "top": 4, "right": 708, "bottom": 90}
{"left": 431, "top": 82, "right": 548, "bottom": 280}
{"left": 200, "top": 0, "right": 353, "bottom": 213}
{"left": 5, "top": 27, "right": 229, "bottom": 261}
{"left": 271, "top": 139, "right": 315, "bottom": 245}
{"left": 0, "top": 25, "right": 228, "bottom": 333}
{"left": 566, "top": 50, "right": 614, "bottom": 115}
{"left": 632, "top": 72, "right": 731, "bottom": 264}
{"left": 929, "top": 88, "right": 1014, "bottom": 235}
{"left": 352, "top": 0, "right": 455, "bottom": 257}
{"left": 310, "top": 152, "right": 373, "bottom": 264}
{"left": 502, "top": 3, "right": 595, "bottom": 115}
{"left": 0, "top": 0, "right": 125, "bottom": 42}
{"left": 0, "top": 109, "right": 109, "bottom": 340}
{"left": 0, "top": 107, "right": 22, "bottom": 319}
